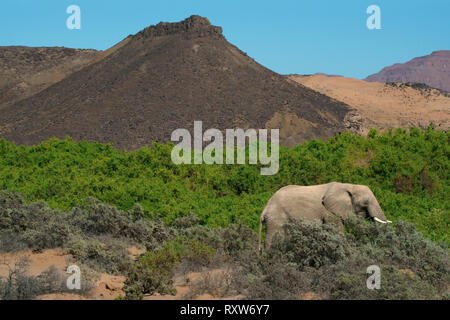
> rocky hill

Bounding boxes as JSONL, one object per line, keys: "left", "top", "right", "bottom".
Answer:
{"left": 0, "top": 15, "right": 351, "bottom": 149}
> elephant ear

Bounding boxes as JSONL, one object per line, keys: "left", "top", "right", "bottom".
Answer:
{"left": 322, "top": 185, "right": 353, "bottom": 220}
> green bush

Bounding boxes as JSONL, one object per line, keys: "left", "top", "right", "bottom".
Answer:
{"left": 67, "top": 236, "right": 132, "bottom": 275}
{"left": 68, "top": 198, "right": 175, "bottom": 250}
{"left": 343, "top": 217, "right": 449, "bottom": 289}
{"left": 327, "top": 263, "right": 438, "bottom": 300}
{"left": 123, "top": 237, "right": 215, "bottom": 299}
{"left": 271, "top": 219, "right": 351, "bottom": 270}
{"left": 0, "top": 191, "right": 70, "bottom": 250}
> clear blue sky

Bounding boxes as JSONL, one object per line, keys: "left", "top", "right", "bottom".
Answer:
{"left": 1, "top": 0, "right": 448, "bottom": 79}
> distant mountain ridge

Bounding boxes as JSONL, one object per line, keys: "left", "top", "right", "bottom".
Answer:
{"left": 365, "top": 50, "right": 450, "bottom": 92}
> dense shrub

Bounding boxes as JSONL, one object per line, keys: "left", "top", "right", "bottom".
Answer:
{"left": 0, "top": 191, "right": 173, "bottom": 274}
{"left": 0, "top": 191, "right": 70, "bottom": 250}
{"left": 67, "top": 236, "right": 132, "bottom": 275}
{"left": 68, "top": 198, "right": 175, "bottom": 250}
{"left": 322, "top": 263, "right": 438, "bottom": 300}
{"left": 343, "top": 218, "right": 449, "bottom": 289}
{"left": 237, "top": 218, "right": 449, "bottom": 300}
{"left": 241, "top": 257, "right": 314, "bottom": 299}
{"left": 270, "top": 220, "right": 351, "bottom": 270}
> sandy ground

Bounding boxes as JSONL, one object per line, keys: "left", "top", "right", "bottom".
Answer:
{"left": 289, "top": 74, "right": 450, "bottom": 134}
{"left": 0, "top": 249, "right": 68, "bottom": 277}
{"left": 0, "top": 248, "right": 248, "bottom": 300}
{"left": 0, "top": 248, "right": 130, "bottom": 300}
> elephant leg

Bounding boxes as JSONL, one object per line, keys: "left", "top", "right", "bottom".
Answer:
{"left": 264, "top": 215, "right": 287, "bottom": 249}
{"left": 322, "top": 211, "right": 344, "bottom": 232}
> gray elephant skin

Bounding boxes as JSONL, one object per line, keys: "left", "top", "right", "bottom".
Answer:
{"left": 258, "top": 182, "right": 391, "bottom": 251}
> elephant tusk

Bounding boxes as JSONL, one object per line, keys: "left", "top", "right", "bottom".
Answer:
{"left": 386, "top": 220, "right": 392, "bottom": 223}
{"left": 374, "top": 217, "right": 388, "bottom": 224}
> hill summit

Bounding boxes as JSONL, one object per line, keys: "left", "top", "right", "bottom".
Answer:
{"left": 135, "top": 15, "right": 223, "bottom": 40}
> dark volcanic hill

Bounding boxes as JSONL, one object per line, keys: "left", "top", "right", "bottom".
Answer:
{"left": 0, "top": 15, "right": 351, "bottom": 149}
{"left": 365, "top": 50, "right": 450, "bottom": 92}
{"left": 0, "top": 46, "right": 98, "bottom": 110}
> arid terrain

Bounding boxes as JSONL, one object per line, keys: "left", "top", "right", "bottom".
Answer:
{"left": 289, "top": 74, "right": 450, "bottom": 135}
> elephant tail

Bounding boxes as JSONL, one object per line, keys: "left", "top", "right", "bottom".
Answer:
{"left": 258, "top": 210, "right": 266, "bottom": 254}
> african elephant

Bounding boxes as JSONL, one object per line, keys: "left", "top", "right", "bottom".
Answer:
{"left": 258, "top": 182, "right": 391, "bottom": 251}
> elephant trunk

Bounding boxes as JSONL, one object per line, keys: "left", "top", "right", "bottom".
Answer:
{"left": 368, "top": 201, "right": 392, "bottom": 224}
